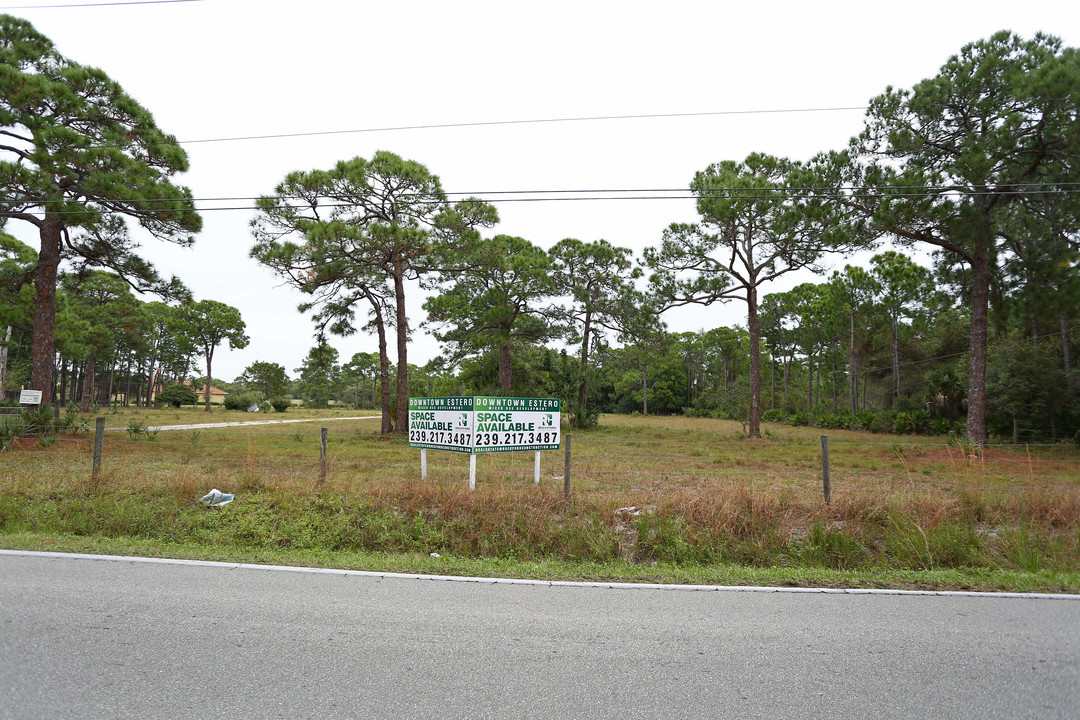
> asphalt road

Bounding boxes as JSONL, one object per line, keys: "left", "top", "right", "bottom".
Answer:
{"left": 1, "top": 552, "right": 1077, "bottom": 719}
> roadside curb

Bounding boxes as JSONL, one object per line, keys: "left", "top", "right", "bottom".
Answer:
{"left": 4, "top": 549, "right": 1078, "bottom": 600}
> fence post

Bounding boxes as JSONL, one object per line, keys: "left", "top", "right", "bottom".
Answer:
{"left": 92, "top": 417, "right": 105, "bottom": 477}
{"left": 563, "top": 433, "right": 572, "bottom": 498}
{"left": 319, "top": 427, "right": 328, "bottom": 485}
{"left": 821, "top": 434, "right": 831, "bottom": 505}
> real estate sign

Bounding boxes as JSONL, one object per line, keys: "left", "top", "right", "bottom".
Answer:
{"left": 407, "top": 396, "right": 561, "bottom": 454}
{"left": 407, "top": 396, "right": 475, "bottom": 453}
{"left": 472, "top": 396, "right": 561, "bottom": 453}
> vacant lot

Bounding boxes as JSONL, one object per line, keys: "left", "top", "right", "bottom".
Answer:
{"left": 2, "top": 408, "right": 1078, "bottom": 593}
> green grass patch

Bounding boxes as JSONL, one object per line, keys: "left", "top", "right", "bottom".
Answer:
{"left": 2, "top": 409, "right": 1079, "bottom": 594}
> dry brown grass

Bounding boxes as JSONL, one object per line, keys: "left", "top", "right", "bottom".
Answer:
{"left": 2, "top": 410, "right": 1078, "bottom": 577}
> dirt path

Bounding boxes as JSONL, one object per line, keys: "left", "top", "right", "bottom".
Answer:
{"left": 129, "top": 415, "right": 383, "bottom": 432}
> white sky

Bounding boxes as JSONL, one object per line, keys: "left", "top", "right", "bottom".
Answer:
{"left": 6, "top": 0, "right": 1079, "bottom": 381}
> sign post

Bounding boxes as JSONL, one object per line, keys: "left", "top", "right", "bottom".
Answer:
{"left": 408, "top": 396, "right": 562, "bottom": 487}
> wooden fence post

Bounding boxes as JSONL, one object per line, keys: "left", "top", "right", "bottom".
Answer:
{"left": 319, "top": 427, "right": 328, "bottom": 485}
{"left": 563, "top": 433, "right": 572, "bottom": 498}
{"left": 821, "top": 435, "right": 831, "bottom": 505}
{"left": 92, "top": 417, "right": 105, "bottom": 477}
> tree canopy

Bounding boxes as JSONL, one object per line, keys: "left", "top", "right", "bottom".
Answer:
{"left": 170, "top": 299, "right": 249, "bottom": 412}
{"left": 251, "top": 151, "right": 496, "bottom": 432}
{"left": 0, "top": 15, "right": 201, "bottom": 402}
{"left": 847, "top": 30, "right": 1080, "bottom": 443}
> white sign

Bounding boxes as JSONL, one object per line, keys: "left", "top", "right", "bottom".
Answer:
{"left": 472, "top": 396, "right": 561, "bottom": 454}
{"left": 408, "top": 396, "right": 561, "bottom": 455}
{"left": 19, "top": 390, "right": 42, "bottom": 405}
{"left": 408, "top": 396, "right": 475, "bottom": 454}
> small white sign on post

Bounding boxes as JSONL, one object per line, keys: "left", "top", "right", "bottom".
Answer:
{"left": 19, "top": 390, "right": 42, "bottom": 405}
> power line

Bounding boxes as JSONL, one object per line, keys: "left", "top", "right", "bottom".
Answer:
{"left": 0, "top": 0, "right": 199, "bottom": 8}
{"left": 174, "top": 106, "right": 869, "bottom": 145}
{"left": 6, "top": 183, "right": 1080, "bottom": 216}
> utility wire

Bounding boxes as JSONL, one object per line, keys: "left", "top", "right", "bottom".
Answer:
{"left": 175, "top": 107, "right": 869, "bottom": 145}
{"left": 6, "top": 184, "right": 1080, "bottom": 216}
{"left": 0, "top": 0, "right": 199, "bottom": 7}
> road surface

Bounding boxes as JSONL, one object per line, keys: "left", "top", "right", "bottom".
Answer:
{"left": 1, "top": 551, "right": 1077, "bottom": 719}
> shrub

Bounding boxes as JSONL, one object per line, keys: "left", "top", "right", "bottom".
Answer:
{"left": 159, "top": 383, "right": 198, "bottom": 408}
{"left": 762, "top": 408, "right": 785, "bottom": 423}
{"left": 223, "top": 393, "right": 246, "bottom": 411}
{"left": 22, "top": 406, "right": 56, "bottom": 436}
{"left": 815, "top": 411, "right": 853, "bottom": 430}
{"left": 0, "top": 415, "right": 25, "bottom": 452}
{"left": 854, "top": 410, "right": 877, "bottom": 431}
{"left": 271, "top": 397, "right": 291, "bottom": 413}
{"left": 893, "top": 410, "right": 934, "bottom": 435}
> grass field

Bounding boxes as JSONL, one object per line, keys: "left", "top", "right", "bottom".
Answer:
{"left": 2, "top": 407, "right": 1078, "bottom": 593}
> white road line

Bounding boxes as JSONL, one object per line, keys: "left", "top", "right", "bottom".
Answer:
{"left": 2, "top": 550, "right": 1078, "bottom": 600}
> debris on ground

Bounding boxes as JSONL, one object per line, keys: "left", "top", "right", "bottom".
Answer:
{"left": 199, "top": 489, "right": 234, "bottom": 507}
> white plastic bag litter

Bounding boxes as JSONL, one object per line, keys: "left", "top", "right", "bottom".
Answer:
{"left": 199, "top": 489, "right": 234, "bottom": 507}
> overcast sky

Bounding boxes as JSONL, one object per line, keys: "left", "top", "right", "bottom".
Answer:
{"left": 6, "top": 0, "right": 1079, "bottom": 381}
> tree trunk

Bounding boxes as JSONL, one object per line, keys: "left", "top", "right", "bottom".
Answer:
{"left": 58, "top": 359, "right": 68, "bottom": 407}
{"left": 203, "top": 350, "right": 213, "bottom": 412}
{"left": 365, "top": 295, "right": 393, "bottom": 435}
{"left": 966, "top": 253, "right": 991, "bottom": 445}
{"left": 106, "top": 361, "right": 116, "bottom": 409}
{"left": 0, "top": 325, "right": 9, "bottom": 396}
{"left": 892, "top": 314, "right": 901, "bottom": 399}
{"left": 392, "top": 264, "right": 408, "bottom": 434}
{"left": 498, "top": 342, "right": 512, "bottom": 390}
{"left": 576, "top": 309, "right": 592, "bottom": 413}
{"left": 123, "top": 357, "right": 132, "bottom": 407}
{"left": 30, "top": 216, "right": 62, "bottom": 404}
{"left": 849, "top": 311, "right": 858, "bottom": 415}
{"left": 783, "top": 357, "right": 790, "bottom": 408}
{"left": 641, "top": 358, "right": 649, "bottom": 416}
{"left": 746, "top": 288, "right": 762, "bottom": 438}
{"left": 831, "top": 349, "right": 838, "bottom": 413}
{"left": 1063, "top": 311, "right": 1074, "bottom": 396}
{"left": 769, "top": 358, "right": 775, "bottom": 410}
{"left": 80, "top": 348, "right": 96, "bottom": 412}
{"left": 144, "top": 346, "right": 159, "bottom": 410}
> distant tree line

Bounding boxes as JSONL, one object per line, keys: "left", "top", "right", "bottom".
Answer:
{"left": 2, "top": 15, "right": 1076, "bottom": 443}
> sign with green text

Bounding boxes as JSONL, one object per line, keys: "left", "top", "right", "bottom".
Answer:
{"left": 472, "top": 396, "right": 561, "bottom": 454}
{"left": 407, "top": 396, "right": 561, "bottom": 454}
{"left": 407, "top": 396, "right": 475, "bottom": 453}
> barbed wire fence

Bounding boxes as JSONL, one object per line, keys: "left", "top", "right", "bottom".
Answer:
{"left": 6, "top": 417, "right": 1077, "bottom": 507}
